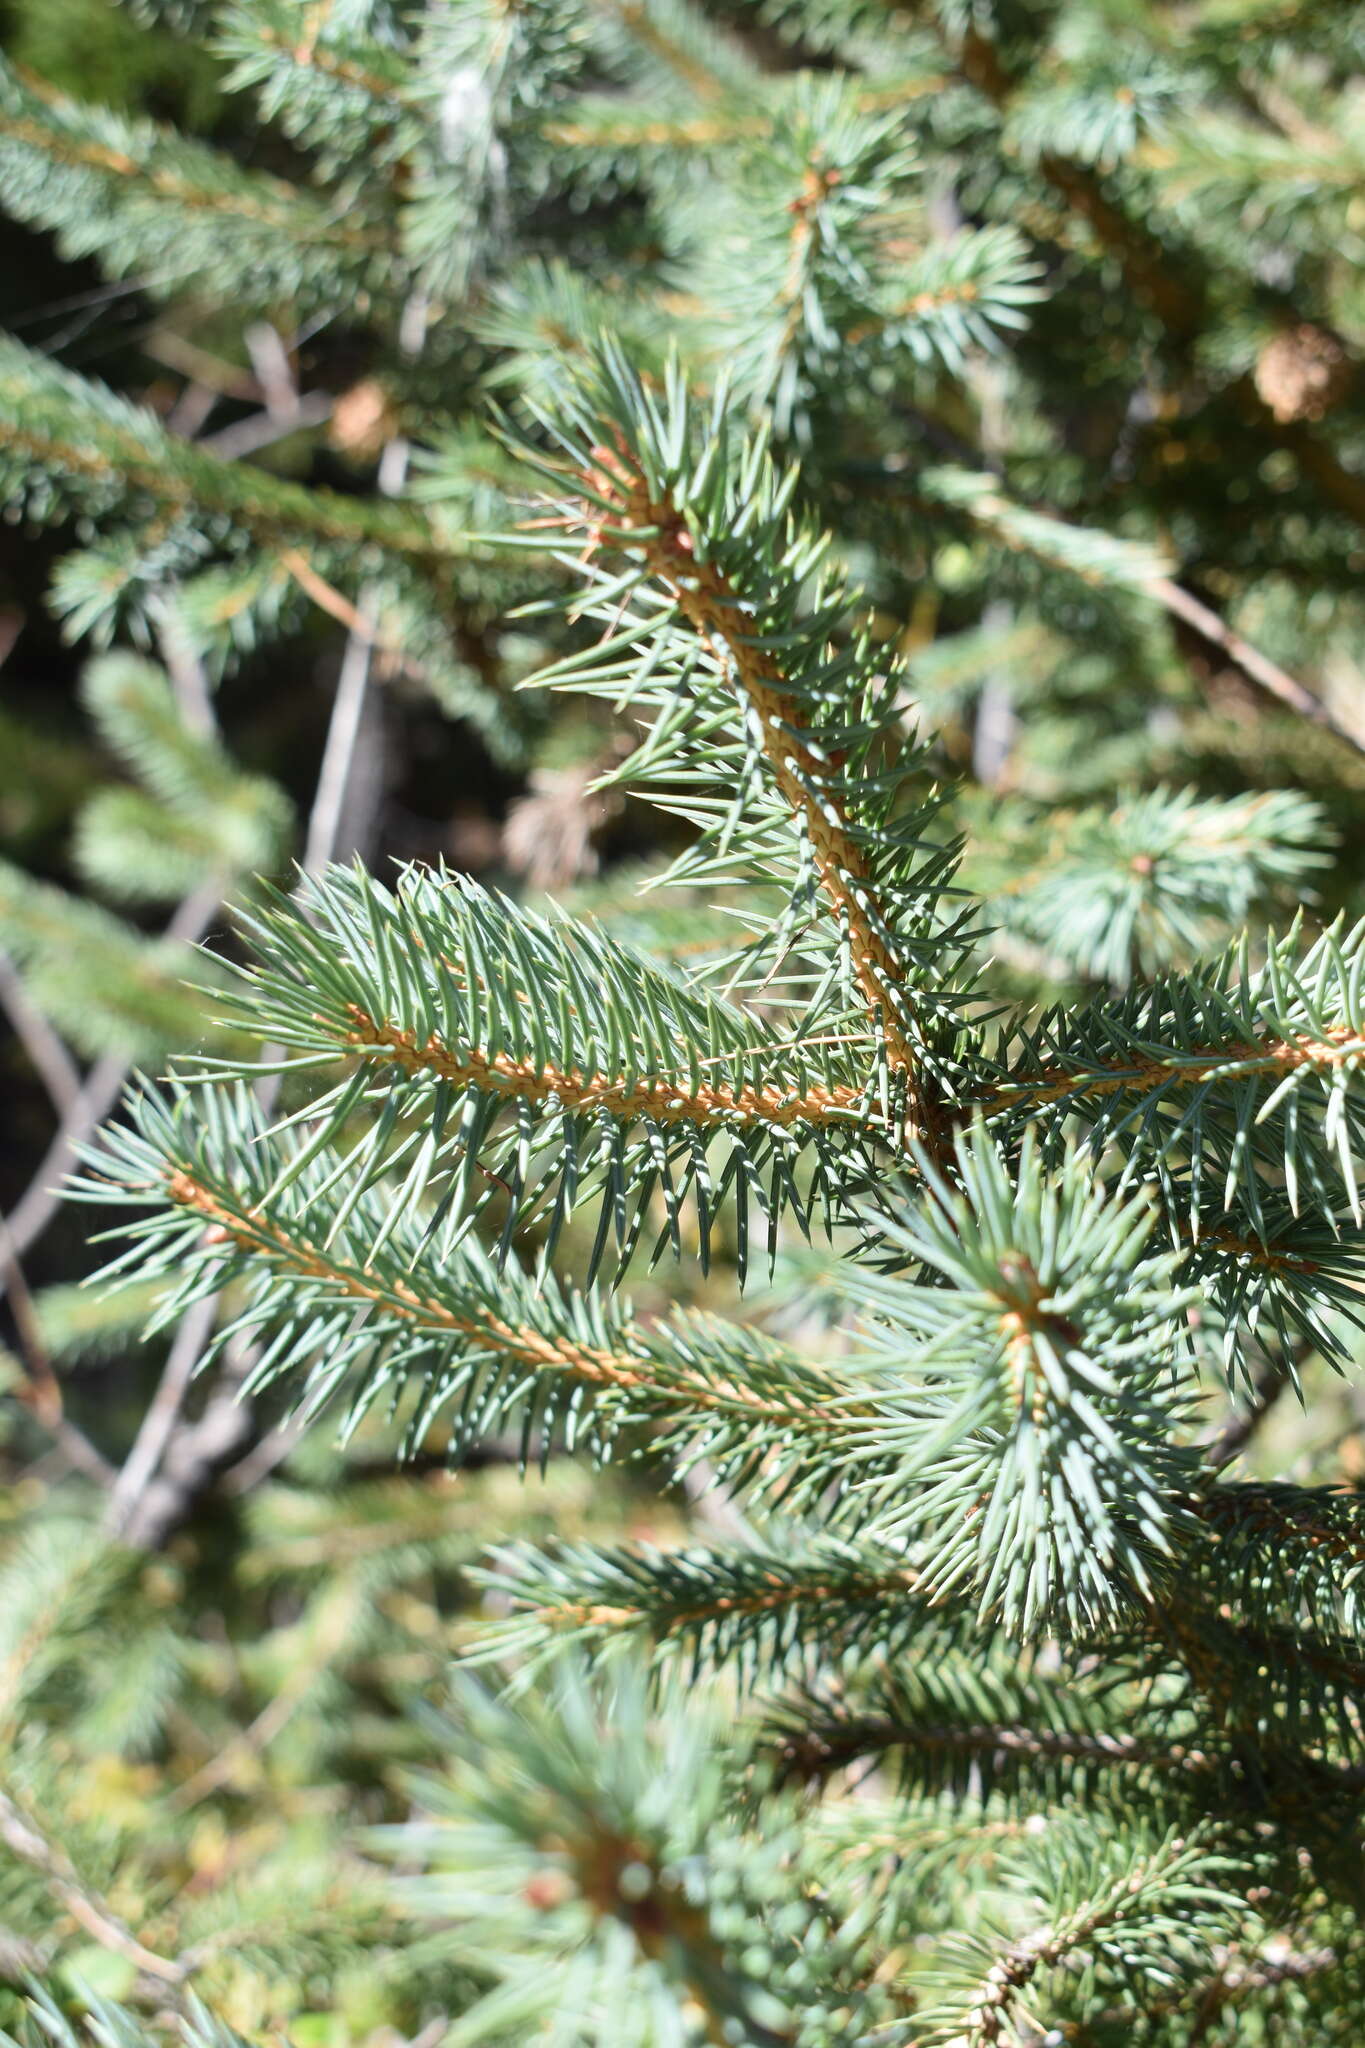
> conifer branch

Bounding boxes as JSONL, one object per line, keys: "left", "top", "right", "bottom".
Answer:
{"left": 200, "top": 861, "right": 889, "bottom": 1265}
{"left": 867, "top": 448, "right": 1354, "bottom": 749}
{"left": 241, "top": 19, "right": 409, "bottom": 111}
{"left": 949, "top": 1853, "right": 1192, "bottom": 2047}
{"left": 604, "top": 0, "right": 732, "bottom": 101}
{"left": 967, "top": 919, "right": 1365, "bottom": 1228}
{"left": 540, "top": 72, "right": 948, "bottom": 151}
{"left": 952, "top": 22, "right": 1365, "bottom": 543}
{"left": 477, "top": 1540, "right": 924, "bottom": 1668}
{"left": 337, "top": 1005, "right": 868, "bottom": 1131}
{"left": 585, "top": 445, "right": 921, "bottom": 1064}
{"left": 981, "top": 1025, "right": 1365, "bottom": 1111}
{"left": 89, "top": 1116, "right": 863, "bottom": 1479}
{"left": 160, "top": 1161, "right": 661, "bottom": 1397}
{"left": 10, "top": 9, "right": 1365, "bottom": 2029}
{"left": 0, "top": 339, "right": 450, "bottom": 571}
{"left": 558, "top": 396, "right": 951, "bottom": 1153}
{"left": 0, "top": 67, "right": 377, "bottom": 246}
{"left": 773, "top": 1711, "right": 1204, "bottom": 1788}
{"left": 0, "top": 1786, "right": 184, "bottom": 1987}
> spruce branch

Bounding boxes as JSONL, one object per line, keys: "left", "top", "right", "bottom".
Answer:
{"left": 1182, "top": 1482, "right": 1365, "bottom": 1639}
{"left": 539, "top": 67, "right": 949, "bottom": 151}
{"left": 768, "top": 1695, "right": 1207, "bottom": 1794}
{"left": 8, "top": 9, "right": 1365, "bottom": 2029}
{"left": 863, "top": 444, "right": 1358, "bottom": 753}
{"left": 75, "top": 1082, "right": 871, "bottom": 1502}
{"left": 0, "top": 1786, "right": 183, "bottom": 1988}
{"left": 219, "top": 4, "right": 412, "bottom": 130}
{"left": 194, "top": 859, "right": 888, "bottom": 1268}
{"left": 0, "top": 337, "right": 451, "bottom": 577}
{"left": 0, "top": 58, "right": 388, "bottom": 308}
{"left": 573, "top": 405, "right": 929, "bottom": 1092}
{"left": 919, "top": 1823, "right": 1234, "bottom": 2047}
{"left": 515, "top": 349, "right": 974, "bottom": 1158}
{"left": 336, "top": 1011, "right": 869, "bottom": 1130}
{"left": 969, "top": 919, "right": 1365, "bottom": 1229}
{"left": 472, "top": 1537, "right": 928, "bottom": 1677}
{"left": 952, "top": 18, "right": 1365, "bottom": 545}
{"left": 973, "top": 785, "right": 1330, "bottom": 986}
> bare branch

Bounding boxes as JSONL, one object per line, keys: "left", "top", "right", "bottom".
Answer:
{"left": 103, "top": 1293, "right": 219, "bottom": 1538}
{"left": 1203, "top": 1352, "right": 1297, "bottom": 1473}
{"left": 0, "top": 944, "right": 81, "bottom": 1116}
{"left": 1151, "top": 576, "right": 1365, "bottom": 755}
{"left": 150, "top": 592, "right": 217, "bottom": 739}
{"left": 143, "top": 328, "right": 258, "bottom": 401}
{"left": 201, "top": 388, "right": 333, "bottom": 461}
{"left": 243, "top": 321, "right": 297, "bottom": 419}
{"left": 0, "top": 1214, "right": 114, "bottom": 1486}
{"left": 2, "top": 875, "right": 224, "bottom": 1270}
{"left": 302, "top": 290, "right": 425, "bottom": 875}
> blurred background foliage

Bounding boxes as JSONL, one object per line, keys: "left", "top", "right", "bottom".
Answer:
{"left": 0, "top": 0, "right": 1364, "bottom": 2039}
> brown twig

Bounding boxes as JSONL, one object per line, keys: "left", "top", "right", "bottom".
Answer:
{"left": 1203, "top": 1352, "right": 1297, "bottom": 1473}
{"left": 575, "top": 434, "right": 950, "bottom": 1156}
{"left": 0, "top": 944, "right": 81, "bottom": 1116}
{"left": 341, "top": 1006, "right": 870, "bottom": 1130}
{"left": 1151, "top": 576, "right": 1364, "bottom": 753}
{"left": 0, "top": 1216, "right": 113, "bottom": 1485}
{"left": 0, "top": 873, "right": 224, "bottom": 1273}
{"left": 0, "top": 1785, "right": 183, "bottom": 1985}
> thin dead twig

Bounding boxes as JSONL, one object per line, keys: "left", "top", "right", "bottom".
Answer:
{"left": 1203, "top": 1352, "right": 1298, "bottom": 1473}
{"left": 1, "top": 873, "right": 224, "bottom": 1272}
{"left": 0, "top": 1215, "right": 113, "bottom": 1485}
{"left": 1151, "top": 575, "right": 1365, "bottom": 754}
{"left": 0, "top": 1786, "right": 183, "bottom": 1985}
{"left": 0, "top": 945, "right": 81, "bottom": 1115}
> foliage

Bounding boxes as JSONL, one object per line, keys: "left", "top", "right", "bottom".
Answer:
{"left": 0, "top": 2, "right": 1364, "bottom": 2046}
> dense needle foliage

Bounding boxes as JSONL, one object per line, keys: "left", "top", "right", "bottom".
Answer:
{"left": 1, "top": 3, "right": 1365, "bottom": 2044}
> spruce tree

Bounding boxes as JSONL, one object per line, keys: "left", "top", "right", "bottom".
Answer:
{"left": 1, "top": 2, "right": 1364, "bottom": 2043}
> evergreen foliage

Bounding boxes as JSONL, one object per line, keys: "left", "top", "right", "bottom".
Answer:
{"left": 1, "top": 2, "right": 1364, "bottom": 2045}
{"left": 73, "top": 338, "right": 1365, "bottom": 2039}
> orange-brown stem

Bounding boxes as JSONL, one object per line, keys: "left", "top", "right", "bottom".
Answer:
{"left": 577, "top": 438, "right": 946, "bottom": 1153}
{"left": 537, "top": 1564, "right": 923, "bottom": 1640}
{"left": 163, "top": 1166, "right": 844, "bottom": 1433}
{"left": 341, "top": 1005, "right": 870, "bottom": 1131}
{"left": 975, "top": 1026, "right": 1364, "bottom": 1115}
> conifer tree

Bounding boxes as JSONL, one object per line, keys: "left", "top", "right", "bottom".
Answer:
{"left": 1, "top": 2, "right": 1365, "bottom": 2044}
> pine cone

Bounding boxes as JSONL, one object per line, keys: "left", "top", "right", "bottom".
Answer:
{"left": 1254, "top": 323, "right": 1351, "bottom": 425}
